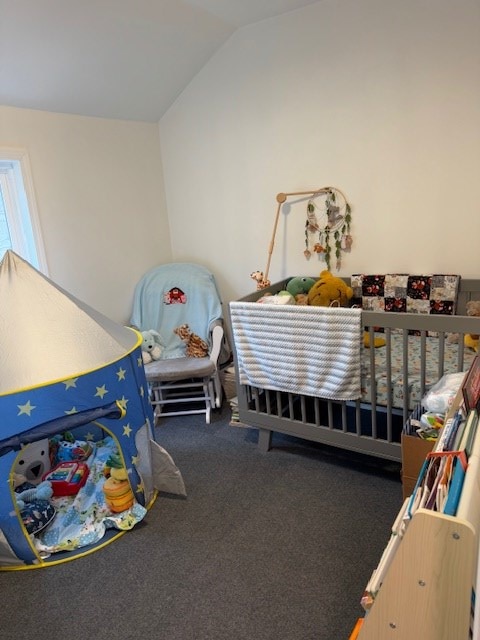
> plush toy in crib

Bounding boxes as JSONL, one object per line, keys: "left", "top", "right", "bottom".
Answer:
{"left": 465, "top": 300, "right": 480, "bottom": 352}
{"left": 448, "top": 300, "right": 480, "bottom": 352}
{"left": 308, "top": 270, "right": 353, "bottom": 307}
{"left": 250, "top": 270, "right": 271, "bottom": 290}
{"left": 141, "top": 329, "right": 164, "bottom": 364}
{"left": 174, "top": 324, "right": 209, "bottom": 357}
{"left": 257, "top": 291, "right": 296, "bottom": 305}
{"left": 286, "top": 276, "right": 316, "bottom": 305}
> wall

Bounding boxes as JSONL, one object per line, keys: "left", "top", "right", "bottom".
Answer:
{"left": 0, "top": 106, "right": 172, "bottom": 323}
{"left": 160, "top": 0, "right": 480, "bottom": 304}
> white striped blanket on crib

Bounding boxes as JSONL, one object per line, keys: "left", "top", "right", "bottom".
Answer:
{"left": 229, "top": 302, "right": 362, "bottom": 401}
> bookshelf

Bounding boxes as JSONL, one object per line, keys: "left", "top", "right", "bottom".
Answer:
{"left": 352, "top": 363, "right": 480, "bottom": 640}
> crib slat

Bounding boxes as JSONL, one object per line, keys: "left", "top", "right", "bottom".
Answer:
{"left": 385, "top": 329, "right": 393, "bottom": 442}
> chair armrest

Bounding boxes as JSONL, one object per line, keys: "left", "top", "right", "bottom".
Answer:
{"left": 209, "top": 324, "right": 224, "bottom": 366}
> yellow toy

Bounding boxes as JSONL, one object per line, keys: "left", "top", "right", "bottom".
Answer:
{"left": 103, "top": 453, "right": 134, "bottom": 513}
{"left": 307, "top": 270, "right": 353, "bottom": 307}
{"left": 465, "top": 300, "right": 480, "bottom": 352}
{"left": 308, "top": 270, "right": 385, "bottom": 348}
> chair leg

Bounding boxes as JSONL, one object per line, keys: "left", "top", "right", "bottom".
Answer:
{"left": 212, "top": 372, "right": 222, "bottom": 408}
{"left": 203, "top": 378, "right": 212, "bottom": 424}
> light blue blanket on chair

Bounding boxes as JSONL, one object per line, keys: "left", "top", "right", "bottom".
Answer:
{"left": 130, "top": 263, "right": 224, "bottom": 360}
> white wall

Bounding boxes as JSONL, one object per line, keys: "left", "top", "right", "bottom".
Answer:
{"left": 160, "top": 0, "right": 480, "bottom": 304}
{"left": 0, "top": 106, "right": 172, "bottom": 323}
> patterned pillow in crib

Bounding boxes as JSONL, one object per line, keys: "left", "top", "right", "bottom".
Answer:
{"left": 351, "top": 274, "right": 460, "bottom": 334}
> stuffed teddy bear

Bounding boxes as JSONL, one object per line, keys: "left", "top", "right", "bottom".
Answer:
{"left": 308, "top": 270, "right": 353, "bottom": 307}
{"left": 307, "top": 270, "right": 385, "bottom": 347}
{"left": 141, "top": 329, "right": 164, "bottom": 364}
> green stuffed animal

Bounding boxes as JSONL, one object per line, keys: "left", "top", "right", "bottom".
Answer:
{"left": 286, "top": 276, "right": 317, "bottom": 301}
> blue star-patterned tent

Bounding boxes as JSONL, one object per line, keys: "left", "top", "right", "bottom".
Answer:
{"left": 0, "top": 251, "right": 185, "bottom": 570}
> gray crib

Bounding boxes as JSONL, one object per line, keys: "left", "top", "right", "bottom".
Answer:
{"left": 228, "top": 277, "right": 480, "bottom": 462}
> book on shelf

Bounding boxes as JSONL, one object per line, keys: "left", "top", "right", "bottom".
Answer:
{"left": 436, "top": 410, "right": 464, "bottom": 452}
{"left": 458, "top": 408, "right": 479, "bottom": 458}
{"left": 406, "top": 448, "right": 468, "bottom": 518}
{"left": 443, "top": 454, "right": 467, "bottom": 516}
{"left": 462, "top": 355, "right": 480, "bottom": 413}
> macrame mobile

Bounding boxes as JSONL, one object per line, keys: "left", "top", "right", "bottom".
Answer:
{"left": 304, "top": 187, "right": 352, "bottom": 271}
{"left": 251, "top": 186, "right": 353, "bottom": 291}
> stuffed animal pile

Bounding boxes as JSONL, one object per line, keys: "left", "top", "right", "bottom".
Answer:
{"left": 253, "top": 270, "right": 385, "bottom": 348}
{"left": 255, "top": 271, "right": 353, "bottom": 308}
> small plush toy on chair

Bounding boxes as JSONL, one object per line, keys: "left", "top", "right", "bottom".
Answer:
{"left": 141, "top": 329, "right": 164, "bottom": 364}
{"left": 174, "top": 324, "right": 209, "bottom": 357}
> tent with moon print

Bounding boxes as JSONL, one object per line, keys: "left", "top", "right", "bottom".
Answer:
{"left": 0, "top": 251, "right": 185, "bottom": 570}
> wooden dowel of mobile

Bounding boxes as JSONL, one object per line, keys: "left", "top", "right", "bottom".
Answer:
{"left": 262, "top": 187, "right": 341, "bottom": 287}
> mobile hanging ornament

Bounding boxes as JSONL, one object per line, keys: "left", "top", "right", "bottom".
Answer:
{"left": 304, "top": 187, "right": 352, "bottom": 271}
{"left": 251, "top": 186, "right": 353, "bottom": 292}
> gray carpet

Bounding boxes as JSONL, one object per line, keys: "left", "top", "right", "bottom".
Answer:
{"left": 0, "top": 405, "right": 403, "bottom": 640}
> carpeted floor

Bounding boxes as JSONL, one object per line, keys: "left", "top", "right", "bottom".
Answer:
{"left": 0, "top": 405, "right": 403, "bottom": 640}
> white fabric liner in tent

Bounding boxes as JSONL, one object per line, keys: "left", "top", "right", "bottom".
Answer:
{"left": 0, "top": 251, "right": 185, "bottom": 570}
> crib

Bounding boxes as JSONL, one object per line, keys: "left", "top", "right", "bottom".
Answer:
{"left": 228, "top": 276, "right": 480, "bottom": 462}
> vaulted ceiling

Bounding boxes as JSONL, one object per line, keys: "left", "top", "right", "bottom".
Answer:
{"left": 1, "top": 0, "right": 319, "bottom": 122}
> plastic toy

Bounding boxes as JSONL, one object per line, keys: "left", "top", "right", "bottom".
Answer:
{"left": 43, "top": 461, "right": 90, "bottom": 497}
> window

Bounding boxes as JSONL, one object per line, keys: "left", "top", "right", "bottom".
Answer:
{"left": 0, "top": 148, "right": 47, "bottom": 272}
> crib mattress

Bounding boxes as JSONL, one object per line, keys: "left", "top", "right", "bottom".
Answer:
{"left": 360, "top": 333, "right": 475, "bottom": 410}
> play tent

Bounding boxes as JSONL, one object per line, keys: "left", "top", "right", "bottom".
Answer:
{"left": 0, "top": 251, "right": 185, "bottom": 570}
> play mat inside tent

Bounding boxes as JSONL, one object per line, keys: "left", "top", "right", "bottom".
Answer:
{"left": 17, "top": 432, "right": 148, "bottom": 559}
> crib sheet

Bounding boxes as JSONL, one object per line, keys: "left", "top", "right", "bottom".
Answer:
{"left": 360, "top": 333, "right": 476, "bottom": 410}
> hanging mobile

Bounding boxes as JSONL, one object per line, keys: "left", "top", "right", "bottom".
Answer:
{"left": 304, "top": 187, "right": 352, "bottom": 271}
{"left": 252, "top": 186, "right": 353, "bottom": 290}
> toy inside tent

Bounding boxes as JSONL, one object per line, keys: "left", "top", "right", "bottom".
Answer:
{"left": 0, "top": 251, "right": 185, "bottom": 570}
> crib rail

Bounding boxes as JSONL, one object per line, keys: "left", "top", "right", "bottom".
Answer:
{"left": 229, "top": 279, "right": 480, "bottom": 462}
